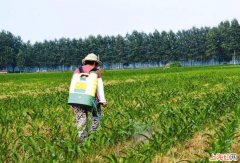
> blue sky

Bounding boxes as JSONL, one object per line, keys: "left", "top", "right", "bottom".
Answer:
{"left": 1, "top": 0, "right": 240, "bottom": 43}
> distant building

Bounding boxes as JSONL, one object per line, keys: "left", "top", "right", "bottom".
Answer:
{"left": 0, "top": 70, "right": 8, "bottom": 74}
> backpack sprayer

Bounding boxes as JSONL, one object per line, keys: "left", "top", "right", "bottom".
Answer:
{"left": 68, "top": 67, "right": 98, "bottom": 109}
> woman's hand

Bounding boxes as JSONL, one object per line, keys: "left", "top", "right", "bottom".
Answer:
{"left": 70, "top": 105, "right": 74, "bottom": 111}
{"left": 101, "top": 102, "right": 107, "bottom": 107}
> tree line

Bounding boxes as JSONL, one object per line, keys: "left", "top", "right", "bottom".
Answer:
{"left": 0, "top": 19, "right": 240, "bottom": 72}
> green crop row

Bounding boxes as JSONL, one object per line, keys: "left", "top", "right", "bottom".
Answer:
{"left": 0, "top": 65, "right": 240, "bottom": 162}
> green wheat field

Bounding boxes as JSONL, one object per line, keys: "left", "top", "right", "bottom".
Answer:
{"left": 0, "top": 65, "right": 240, "bottom": 162}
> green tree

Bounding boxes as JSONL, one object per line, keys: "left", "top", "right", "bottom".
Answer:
{"left": 229, "top": 19, "right": 240, "bottom": 59}
{"left": 206, "top": 27, "right": 222, "bottom": 62}
{"left": 17, "top": 50, "right": 25, "bottom": 72}
{"left": 218, "top": 21, "right": 232, "bottom": 61}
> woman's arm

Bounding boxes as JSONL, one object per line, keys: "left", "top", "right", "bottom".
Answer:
{"left": 97, "top": 78, "right": 107, "bottom": 107}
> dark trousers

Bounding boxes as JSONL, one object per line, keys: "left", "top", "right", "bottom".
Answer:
{"left": 72, "top": 101, "right": 101, "bottom": 140}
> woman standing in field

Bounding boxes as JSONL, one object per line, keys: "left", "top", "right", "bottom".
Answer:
{"left": 69, "top": 53, "right": 107, "bottom": 141}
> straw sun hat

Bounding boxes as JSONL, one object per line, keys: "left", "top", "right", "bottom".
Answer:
{"left": 82, "top": 53, "right": 102, "bottom": 65}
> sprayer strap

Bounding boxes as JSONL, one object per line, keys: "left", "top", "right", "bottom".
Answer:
{"left": 79, "top": 66, "right": 84, "bottom": 73}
